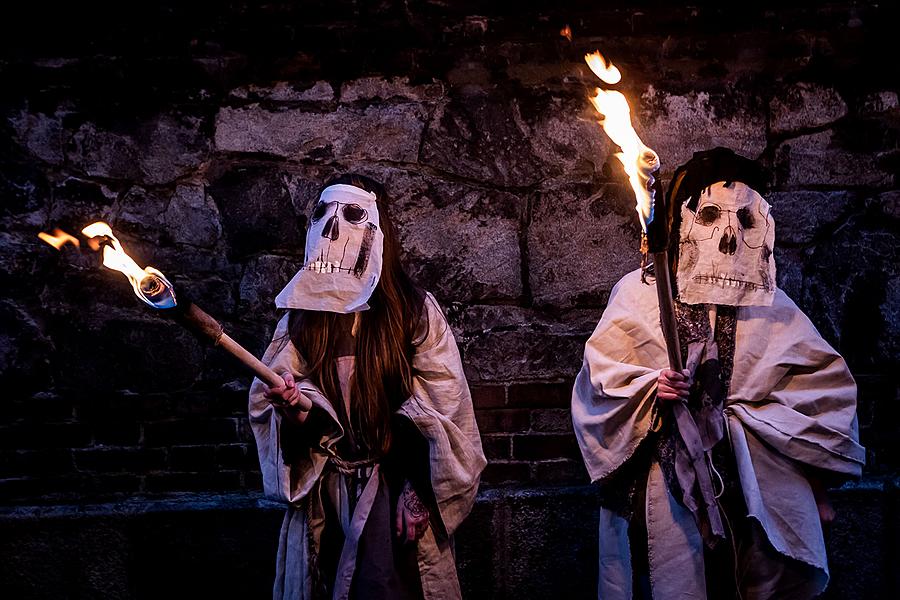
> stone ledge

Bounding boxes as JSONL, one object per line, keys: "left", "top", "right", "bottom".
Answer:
{"left": 0, "top": 477, "right": 894, "bottom": 517}
{"left": 0, "top": 480, "right": 896, "bottom": 598}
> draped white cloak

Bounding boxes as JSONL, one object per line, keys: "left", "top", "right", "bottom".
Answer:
{"left": 249, "top": 293, "right": 486, "bottom": 600}
{"left": 572, "top": 269, "right": 864, "bottom": 599}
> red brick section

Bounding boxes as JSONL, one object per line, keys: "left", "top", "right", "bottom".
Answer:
{"left": 0, "top": 390, "right": 263, "bottom": 505}
{"left": 0, "top": 380, "right": 589, "bottom": 503}
{"left": 475, "top": 380, "right": 589, "bottom": 487}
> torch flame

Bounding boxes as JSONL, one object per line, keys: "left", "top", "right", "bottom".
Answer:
{"left": 584, "top": 51, "right": 621, "bottom": 85}
{"left": 38, "top": 228, "right": 80, "bottom": 250}
{"left": 585, "top": 51, "right": 659, "bottom": 232}
{"left": 81, "top": 221, "right": 177, "bottom": 309}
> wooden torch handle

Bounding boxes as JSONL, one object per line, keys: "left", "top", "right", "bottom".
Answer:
{"left": 216, "top": 332, "right": 284, "bottom": 390}
{"left": 172, "top": 302, "right": 285, "bottom": 389}
{"left": 651, "top": 252, "right": 684, "bottom": 372}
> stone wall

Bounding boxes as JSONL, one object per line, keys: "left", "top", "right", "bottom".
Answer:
{"left": 1, "top": 1, "right": 899, "bottom": 594}
{"left": 1, "top": 484, "right": 896, "bottom": 599}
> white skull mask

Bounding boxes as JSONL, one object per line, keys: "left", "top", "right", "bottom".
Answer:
{"left": 676, "top": 181, "right": 776, "bottom": 307}
{"left": 275, "top": 184, "right": 384, "bottom": 313}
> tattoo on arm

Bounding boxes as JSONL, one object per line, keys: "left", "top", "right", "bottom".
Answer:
{"left": 402, "top": 481, "right": 428, "bottom": 520}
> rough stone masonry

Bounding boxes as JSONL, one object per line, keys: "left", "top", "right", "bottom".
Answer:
{"left": 0, "top": 1, "right": 898, "bottom": 598}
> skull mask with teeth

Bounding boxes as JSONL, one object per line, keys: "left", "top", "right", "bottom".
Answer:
{"left": 275, "top": 183, "right": 384, "bottom": 313}
{"left": 676, "top": 181, "right": 776, "bottom": 306}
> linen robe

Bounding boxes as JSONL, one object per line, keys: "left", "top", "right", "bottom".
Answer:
{"left": 572, "top": 269, "right": 864, "bottom": 599}
{"left": 249, "top": 293, "right": 486, "bottom": 600}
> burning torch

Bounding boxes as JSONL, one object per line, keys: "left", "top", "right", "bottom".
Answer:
{"left": 39, "top": 222, "right": 307, "bottom": 409}
{"left": 584, "top": 51, "right": 724, "bottom": 542}
{"left": 583, "top": 51, "right": 682, "bottom": 369}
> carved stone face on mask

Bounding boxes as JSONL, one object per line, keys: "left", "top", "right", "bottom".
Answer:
{"left": 676, "top": 181, "right": 776, "bottom": 307}
{"left": 275, "top": 184, "right": 384, "bottom": 313}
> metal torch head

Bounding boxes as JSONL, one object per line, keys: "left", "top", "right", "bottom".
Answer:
{"left": 138, "top": 271, "right": 177, "bottom": 309}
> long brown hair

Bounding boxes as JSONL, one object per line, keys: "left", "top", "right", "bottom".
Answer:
{"left": 288, "top": 174, "right": 426, "bottom": 456}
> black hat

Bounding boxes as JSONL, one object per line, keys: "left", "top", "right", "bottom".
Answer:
{"left": 666, "top": 147, "right": 766, "bottom": 214}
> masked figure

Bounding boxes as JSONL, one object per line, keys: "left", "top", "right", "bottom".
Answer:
{"left": 572, "top": 148, "right": 864, "bottom": 599}
{"left": 276, "top": 183, "right": 384, "bottom": 314}
{"left": 249, "top": 175, "right": 485, "bottom": 600}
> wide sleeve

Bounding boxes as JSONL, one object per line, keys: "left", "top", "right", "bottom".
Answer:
{"left": 572, "top": 269, "right": 670, "bottom": 482}
{"left": 396, "top": 293, "right": 486, "bottom": 537}
{"left": 727, "top": 290, "right": 865, "bottom": 478}
{"left": 248, "top": 313, "right": 342, "bottom": 504}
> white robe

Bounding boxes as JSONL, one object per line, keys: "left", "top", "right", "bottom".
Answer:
{"left": 249, "top": 293, "right": 486, "bottom": 600}
{"left": 572, "top": 269, "right": 864, "bottom": 599}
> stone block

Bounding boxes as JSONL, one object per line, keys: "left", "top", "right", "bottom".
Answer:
{"left": 215, "top": 444, "right": 253, "bottom": 470}
{"left": 530, "top": 408, "right": 573, "bottom": 433}
{"left": 167, "top": 445, "right": 216, "bottom": 472}
{"left": 228, "top": 80, "right": 335, "bottom": 103}
{"left": 137, "top": 113, "right": 210, "bottom": 185}
{"left": 522, "top": 92, "right": 611, "bottom": 180}
{"left": 375, "top": 169, "right": 524, "bottom": 303}
{"left": 67, "top": 113, "right": 208, "bottom": 184}
{"left": 0, "top": 301, "right": 52, "bottom": 394}
{"left": 777, "top": 130, "right": 893, "bottom": 188}
{"left": 321, "top": 165, "right": 523, "bottom": 303}
{"left": 479, "top": 461, "right": 530, "bottom": 486}
{"left": 474, "top": 409, "right": 530, "bottom": 434}
{"left": 143, "top": 471, "right": 243, "bottom": 493}
{"left": 532, "top": 459, "right": 589, "bottom": 485}
{"left": 824, "top": 484, "right": 890, "bottom": 599}
{"left": 640, "top": 86, "right": 767, "bottom": 178}
{"left": 800, "top": 219, "right": 900, "bottom": 371}
{"left": 0, "top": 151, "right": 49, "bottom": 222}
{"left": 214, "top": 103, "right": 426, "bottom": 163}
{"left": 8, "top": 110, "right": 66, "bottom": 164}
{"left": 143, "top": 418, "right": 238, "bottom": 447}
{"left": 0, "top": 449, "right": 73, "bottom": 478}
{"left": 0, "top": 423, "right": 92, "bottom": 450}
{"left": 470, "top": 385, "right": 506, "bottom": 409}
{"left": 528, "top": 181, "right": 642, "bottom": 307}
{"left": 49, "top": 315, "right": 207, "bottom": 394}
{"left": 768, "top": 190, "right": 855, "bottom": 246}
{"left": 507, "top": 381, "right": 575, "bottom": 408}
{"left": 238, "top": 254, "right": 302, "bottom": 316}
{"left": 770, "top": 83, "right": 847, "bottom": 134}
{"left": 860, "top": 91, "right": 899, "bottom": 116}
{"left": 47, "top": 177, "right": 117, "bottom": 230}
{"left": 480, "top": 434, "right": 511, "bottom": 460}
{"left": 421, "top": 90, "right": 545, "bottom": 186}
{"left": 512, "top": 433, "right": 581, "bottom": 461}
{"left": 73, "top": 448, "right": 166, "bottom": 473}
{"left": 162, "top": 185, "right": 223, "bottom": 249}
{"left": 421, "top": 88, "right": 609, "bottom": 185}
{"left": 877, "top": 190, "right": 900, "bottom": 220}
{"left": 93, "top": 422, "right": 142, "bottom": 446}
{"left": 493, "top": 487, "right": 598, "bottom": 597}
{"left": 773, "top": 246, "right": 805, "bottom": 301}
{"left": 111, "top": 186, "right": 170, "bottom": 244}
{"left": 340, "top": 77, "right": 443, "bottom": 103}
{"left": 455, "top": 305, "right": 595, "bottom": 383}
{"left": 207, "top": 165, "right": 307, "bottom": 259}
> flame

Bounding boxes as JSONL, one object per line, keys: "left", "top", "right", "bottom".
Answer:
{"left": 584, "top": 51, "right": 621, "bottom": 85}
{"left": 560, "top": 25, "right": 572, "bottom": 42}
{"left": 585, "top": 51, "right": 659, "bottom": 231}
{"left": 81, "top": 221, "right": 177, "bottom": 309}
{"left": 38, "top": 228, "right": 80, "bottom": 250}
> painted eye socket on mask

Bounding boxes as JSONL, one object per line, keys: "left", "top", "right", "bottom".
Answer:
{"left": 697, "top": 204, "right": 721, "bottom": 225}
{"left": 310, "top": 202, "right": 369, "bottom": 224}
{"left": 311, "top": 202, "right": 330, "bottom": 223}
{"left": 736, "top": 207, "right": 755, "bottom": 229}
{"left": 696, "top": 204, "right": 756, "bottom": 229}
{"left": 341, "top": 204, "right": 367, "bottom": 223}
